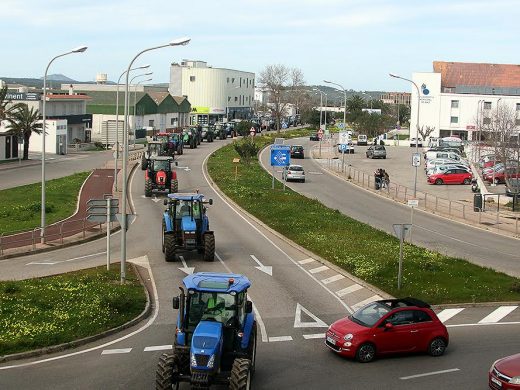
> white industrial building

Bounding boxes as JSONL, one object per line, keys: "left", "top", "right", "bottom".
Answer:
{"left": 409, "top": 61, "right": 520, "bottom": 141}
{"left": 169, "top": 60, "right": 255, "bottom": 124}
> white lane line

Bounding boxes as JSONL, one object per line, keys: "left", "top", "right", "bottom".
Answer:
{"left": 309, "top": 265, "right": 329, "bottom": 274}
{"left": 400, "top": 368, "right": 460, "bottom": 380}
{"left": 298, "top": 258, "right": 316, "bottom": 265}
{"left": 25, "top": 262, "right": 58, "bottom": 265}
{"left": 26, "top": 251, "right": 106, "bottom": 266}
{"left": 436, "top": 308, "right": 465, "bottom": 323}
{"left": 352, "top": 295, "right": 382, "bottom": 311}
{"left": 336, "top": 284, "right": 362, "bottom": 297}
{"left": 303, "top": 333, "right": 325, "bottom": 340}
{"left": 478, "top": 306, "right": 518, "bottom": 324}
{"left": 321, "top": 274, "right": 345, "bottom": 285}
{"left": 144, "top": 345, "right": 173, "bottom": 352}
{"left": 101, "top": 348, "right": 132, "bottom": 355}
{"left": 268, "top": 336, "right": 293, "bottom": 342}
{"left": 447, "top": 320, "right": 520, "bottom": 328}
{"left": 216, "top": 252, "right": 268, "bottom": 343}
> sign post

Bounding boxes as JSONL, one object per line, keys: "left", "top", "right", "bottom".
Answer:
{"left": 407, "top": 199, "right": 419, "bottom": 243}
{"left": 318, "top": 128, "right": 324, "bottom": 158}
{"left": 87, "top": 198, "right": 119, "bottom": 270}
{"left": 270, "top": 144, "right": 291, "bottom": 189}
{"left": 392, "top": 223, "right": 412, "bottom": 289}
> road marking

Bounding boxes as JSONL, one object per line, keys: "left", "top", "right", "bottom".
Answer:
{"left": 298, "top": 258, "right": 316, "bottom": 265}
{"left": 26, "top": 251, "right": 106, "bottom": 266}
{"left": 478, "top": 306, "right": 518, "bottom": 324}
{"left": 25, "top": 261, "right": 58, "bottom": 265}
{"left": 178, "top": 255, "right": 195, "bottom": 275}
{"left": 268, "top": 336, "right": 293, "bottom": 342}
{"left": 307, "top": 171, "right": 323, "bottom": 175}
{"left": 144, "top": 345, "right": 173, "bottom": 352}
{"left": 101, "top": 348, "right": 132, "bottom": 355}
{"left": 335, "top": 284, "right": 363, "bottom": 297}
{"left": 321, "top": 274, "right": 345, "bottom": 285}
{"left": 303, "top": 333, "right": 325, "bottom": 339}
{"left": 309, "top": 265, "right": 329, "bottom": 274}
{"left": 447, "top": 320, "right": 520, "bottom": 328}
{"left": 400, "top": 368, "right": 460, "bottom": 380}
{"left": 250, "top": 254, "right": 273, "bottom": 276}
{"left": 436, "top": 308, "right": 465, "bottom": 323}
{"left": 352, "top": 295, "right": 382, "bottom": 311}
{"left": 294, "top": 303, "right": 328, "bottom": 328}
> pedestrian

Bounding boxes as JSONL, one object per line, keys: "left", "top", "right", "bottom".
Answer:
{"left": 383, "top": 170, "right": 390, "bottom": 189}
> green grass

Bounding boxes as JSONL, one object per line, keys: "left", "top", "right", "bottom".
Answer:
{"left": 0, "top": 264, "right": 146, "bottom": 356}
{"left": 208, "top": 130, "right": 520, "bottom": 304}
{"left": 0, "top": 171, "right": 90, "bottom": 235}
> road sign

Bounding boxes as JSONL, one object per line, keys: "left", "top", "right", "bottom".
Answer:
{"left": 407, "top": 199, "right": 419, "bottom": 208}
{"left": 116, "top": 213, "right": 137, "bottom": 230}
{"left": 87, "top": 198, "right": 119, "bottom": 208}
{"left": 392, "top": 223, "right": 412, "bottom": 241}
{"left": 412, "top": 153, "right": 421, "bottom": 167}
{"left": 317, "top": 129, "right": 324, "bottom": 140}
{"left": 87, "top": 213, "right": 118, "bottom": 223}
{"left": 270, "top": 145, "right": 291, "bottom": 167}
{"left": 250, "top": 127, "right": 256, "bottom": 136}
{"left": 274, "top": 138, "right": 285, "bottom": 145}
{"left": 339, "top": 144, "right": 348, "bottom": 152}
{"left": 87, "top": 206, "right": 119, "bottom": 215}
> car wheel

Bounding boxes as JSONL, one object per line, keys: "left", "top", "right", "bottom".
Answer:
{"left": 435, "top": 178, "right": 443, "bottom": 185}
{"left": 463, "top": 178, "right": 471, "bottom": 185}
{"left": 356, "top": 343, "right": 376, "bottom": 363}
{"left": 383, "top": 156, "right": 386, "bottom": 159}
{"left": 428, "top": 337, "right": 446, "bottom": 357}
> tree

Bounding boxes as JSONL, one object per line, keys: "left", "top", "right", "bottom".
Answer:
{"left": 418, "top": 125, "right": 436, "bottom": 141}
{"left": 5, "top": 104, "right": 42, "bottom": 160}
{"left": 0, "top": 85, "right": 22, "bottom": 121}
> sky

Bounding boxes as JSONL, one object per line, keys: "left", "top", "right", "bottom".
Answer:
{"left": 3, "top": 0, "right": 520, "bottom": 92}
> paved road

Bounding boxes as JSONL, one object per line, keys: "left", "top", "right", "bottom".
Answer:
{"left": 0, "top": 134, "right": 518, "bottom": 389}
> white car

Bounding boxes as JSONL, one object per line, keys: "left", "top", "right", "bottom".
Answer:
{"left": 426, "top": 164, "right": 471, "bottom": 177}
{"left": 282, "top": 165, "right": 305, "bottom": 182}
{"left": 425, "top": 158, "right": 469, "bottom": 171}
{"left": 410, "top": 138, "right": 423, "bottom": 147}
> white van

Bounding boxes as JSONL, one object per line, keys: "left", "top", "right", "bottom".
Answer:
{"left": 425, "top": 150, "right": 462, "bottom": 162}
{"left": 357, "top": 134, "right": 368, "bottom": 145}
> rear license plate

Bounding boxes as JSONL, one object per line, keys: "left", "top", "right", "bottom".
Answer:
{"left": 326, "top": 336, "right": 335, "bottom": 345}
{"left": 491, "top": 377, "right": 502, "bottom": 387}
{"left": 186, "top": 239, "right": 196, "bottom": 244}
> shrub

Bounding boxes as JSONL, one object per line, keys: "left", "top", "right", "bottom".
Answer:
{"left": 233, "top": 138, "right": 260, "bottom": 164}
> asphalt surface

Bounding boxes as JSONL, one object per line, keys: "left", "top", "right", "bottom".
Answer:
{"left": 0, "top": 133, "right": 519, "bottom": 390}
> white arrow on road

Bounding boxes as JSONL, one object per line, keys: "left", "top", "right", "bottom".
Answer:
{"left": 176, "top": 166, "right": 191, "bottom": 172}
{"left": 250, "top": 254, "right": 272, "bottom": 276}
{"left": 151, "top": 196, "right": 161, "bottom": 203}
{"left": 178, "top": 255, "right": 195, "bottom": 275}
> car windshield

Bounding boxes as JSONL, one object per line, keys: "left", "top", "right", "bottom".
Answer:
{"left": 350, "top": 302, "right": 391, "bottom": 327}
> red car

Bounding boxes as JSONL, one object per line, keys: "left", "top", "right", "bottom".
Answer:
{"left": 484, "top": 169, "right": 520, "bottom": 184}
{"left": 428, "top": 168, "right": 472, "bottom": 185}
{"left": 325, "top": 298, "right": 449, "bottom": 362}
{"left": 489, "top": 353, "right": 520, "bottom": 389}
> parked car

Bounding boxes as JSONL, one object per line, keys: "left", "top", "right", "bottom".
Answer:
{"left": 290, "top": 145, "right": 305, "bottom": 159}
{"left": 427, "top": 168, "right": 473, "bottom": 185}
{"left": 366, "top": 145, "right": 386, "bottom": 159}
{"left": 506, "top": 178, "right": 520, "bottom": 197}
{"left": 282, "top": 164, "right": 305, "bottom": 182}
{"left": 484, "top": 168, "right": 520, "bottom": 184}
{"left": 410, "top": 138, "right": 423, "bottom": 147}
{"left": 424, "top": 150, "right": 462, "bottom": 162}
{"left": 489, "top": 353, "right": 520, "bottom": 389}
{"left": 479, "top": 155, "right": 499, "bottom": 169}
{"left": 325, "top": 298, "right": 449, "bottom": 363}
{"left": 310, "top": 133, "right": 320, "bottom": 141}
{"left": 357, "top": 134, "right": 368, "bottom": 146}
{"left": 426, "top": 164, "right": 470, "bottom": 177}
{"left": 425, "top": 158, "right": 469, "bottom": 171}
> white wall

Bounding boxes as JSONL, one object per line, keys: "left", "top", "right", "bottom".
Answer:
{"left": 29, "top": 119, "right": 67, "bottom": 154}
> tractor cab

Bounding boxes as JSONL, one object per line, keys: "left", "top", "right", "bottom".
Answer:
{"left": 141, "top": 140, "right": 165, "bottom": 170}
{"left": 155, "top": 272, "right": 256, "bottom": 390}
{"left": 155, "top": 132, "right": 175, "bottom": 156}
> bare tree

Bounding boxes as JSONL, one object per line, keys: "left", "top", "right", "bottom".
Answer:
{"left": 418, "top": 125, "right": 436, "bottom": 141}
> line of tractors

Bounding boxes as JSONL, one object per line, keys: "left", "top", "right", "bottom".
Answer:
{"left": 143, "top": 126, "right": 257, "bottom": 390}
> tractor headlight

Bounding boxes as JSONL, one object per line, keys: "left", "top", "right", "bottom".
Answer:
{"left": 190, "top": 353, "right": 197, "bottom": 367}
{"left": 207, "top": 354, "right": 215, "bottom": 368}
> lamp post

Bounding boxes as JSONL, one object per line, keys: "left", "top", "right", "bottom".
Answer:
{"left": 313, "top": 89, "right": 326, "bottom": 157}
{"left": 324, "top": 80, "right": 347, "bottom": 136}
{"left": 120, "top": 37, "right": 190, "bottom": 283}
{"left": 129, "top": 72, "right": 153, "bottom": 146}
{"left": 477, "top": 99, "right": 484, "bottom": 163}
{"left": 114, "top": 64, "right": 150, "bottom": 191}
{"left": 41, "top": 45, "right": 87, "bottom": 244}
{"left": 390, "top": 73, "right": 421, "bottom": 198}
{"left": 133, "top": 77, "right": 153, "bottom": 144}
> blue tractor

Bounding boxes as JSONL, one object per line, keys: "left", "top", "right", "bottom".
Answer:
{"left": 162, "top": 193, "right": 215, "bottom": 262}
{"left": 155, "top": 272, "right": 257, "bottom": 390}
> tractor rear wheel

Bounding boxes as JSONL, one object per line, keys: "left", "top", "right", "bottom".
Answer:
{"left": 229, "top": 358, "right": 252, "bottom": 390}
{"left": 145, "top": 179, "right": 152, "bottom": 197}
{"left": 171, "top": 179, "right": 178, "bottom": 194}
{"left": 164, "top": 234, "right": 176, "bottom": 262}
{"left": 203, "top": 233, "right": 215, "bottom": 262}
{"left": 141, "top": 156, "right": 147, "bottom": 170}
{"left": 155, "top": 352, "right": 179, "bottom": 390}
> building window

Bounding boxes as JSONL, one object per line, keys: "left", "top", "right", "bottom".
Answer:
{"left": 232, "top": 78, "right": 235, "bottom": 83}
{"left": 235, "top": 96, "right": 238, "bottom": 102}
{"left": 228, "top": 96, "right": 231, "bottom": 102}
{"left": 171, "top": 118, "right": 175, "bottom": 125}
{"left": 450, "top": 116, "right": 458, "bottom": 124}
{"left": 484, "top": 102, "right": 492, "bottom": 110}
{"left": 483, "top": 117, "right": 491, "bottom": 125}
{"left": 149, "top": 120, "right": 154, "bottom": 127}
{"left": 516, "top": 103, "right": 520, "bottom": 111}
{"left": 227, "top": 77, "right": 229, "bottom": 83}
{"left": 451, "top": 100, "right": 459, "bottom": 108}
{"left": 516, "top": 118, "right": 520, "bottom": 126}
{"left": 190, "top": 76, "right": 195, "bottom": 82}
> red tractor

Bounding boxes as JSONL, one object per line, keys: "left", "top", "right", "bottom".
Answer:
{"left": 145, "top": 156, "right": 179, "bottom": 197}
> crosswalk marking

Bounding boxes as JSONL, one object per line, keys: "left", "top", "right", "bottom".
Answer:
{"left": 336, "top": 284, "right": 363, "bottom": 297}
{"left": 436, "top": 308, "right": 465, "bottom": 323}
{"left": 352, "top": 295, "right": 382, "bottom": 311}
{"left": 303, "top": 333, "right": 325, "bottom": 340}
{"left": 101, "top": 348, "right": 132, "bottom": 355}
{"left": 298, "top": 258, "right": 316, "bottom": 265}
{"left": 309, "top": 265, "right": 329, "bottom": 274}
{"left": 269, "top": 336, "right": 293, "bottom": 342}
{"left": 478, "top": 306, "right": 518, "bottom": 324}
{"left": 144, "top": 345, "right": 173, "bottom": 352}
{"left": 321, "top": 274, "right": 345, "bottom": 285}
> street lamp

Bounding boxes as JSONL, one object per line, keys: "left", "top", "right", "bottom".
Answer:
{"left": 324, "top": 80, "right": 347, "bottom": 135}
{"left": 120, "top": 37, "right": 190, "bottom": 283}
{"left": 389, "top": 73, "right": 421, "bottom": 198}
{"left": 129, "top": 72, "right": 153, "bottom": 145}
{"left": 313, "top": 88, "right": 327, "bottom": 157}
{"left": 113, "top": 64, "right": 150, "bottom": 191}
{"left": 41, "top": 45, "right": 87, "bottom": 244}
{"left": 133, "top": 77, "right": 153, "bottom": 143}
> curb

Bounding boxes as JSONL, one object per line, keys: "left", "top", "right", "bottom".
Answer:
{"left": 0, "top": 262, "right": 153, "bottom": 363}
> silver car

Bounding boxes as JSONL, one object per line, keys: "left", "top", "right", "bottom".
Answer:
{"left": 282, "top": 164, "right": 305, "bottom": 182}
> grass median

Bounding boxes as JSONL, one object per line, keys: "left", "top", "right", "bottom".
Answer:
{"left": 208, "top": 129, "right": 520, "bottom": 304}
{"left": 0, "top": 171, "right": 90, "bottom": 235}
{"left": 0, "top": 264, "right": 146, "bottom": 356}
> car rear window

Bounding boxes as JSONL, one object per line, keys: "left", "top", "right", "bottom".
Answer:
{"left": 292, "top": 146, "right": 303, "bottom": 151}
{"left": 289, "top": 166, "right": 303, "bottom": 171}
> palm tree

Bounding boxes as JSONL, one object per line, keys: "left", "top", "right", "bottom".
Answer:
{"left": 5, "top": 104, "right": 42, "bottom": 160}
{"left": 0, "top": 85, "right": 22, "bottom": 121}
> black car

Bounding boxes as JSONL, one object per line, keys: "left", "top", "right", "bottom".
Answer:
{"left": 290, "top": 145, "right": 305, "bottom": 158}
{"left": 310, "top": 133, "right": 319, "bottom": 141}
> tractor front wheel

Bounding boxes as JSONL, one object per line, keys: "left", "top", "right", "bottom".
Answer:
{"left": 171, "top": 179, "right": 178, "bottom": 194}
{"left": 229, "top": 358, "right": 252, "bottom": 390}
{"left": 155, "top": 352, "right": 179, "bottom": 390}
{"left": 145, "top": 179, "right": 152, "bottom": 197}
{"left": 203, "top": 233, "right": 215, "bottom": 262}
{"left": 164, "top": 234, "right": 176, "bottom": 262}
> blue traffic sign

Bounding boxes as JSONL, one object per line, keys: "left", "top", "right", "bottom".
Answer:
{"left": 270, "top": 145, "right": 291, "bottom": 167}
{"left": 339, "top": 144, "right": 348, "bottom": 151}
